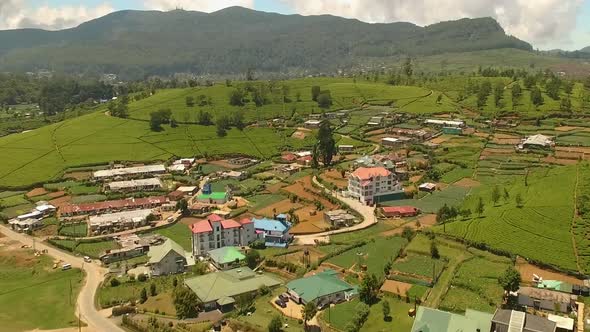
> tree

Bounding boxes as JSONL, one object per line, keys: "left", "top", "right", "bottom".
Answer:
{"left": 492, "top": 186, "right": 501, "bottom": 206}
{"left": 436, "top": 94, "right": 443, "bottom": 104}
{"left": 173, "top": 287, "right": 200, "bottom": 318}
{"left": 150, "top": 283, "right": 157, "bottom": 296}
{"left": 403, "top": 57, "right": 413, "bottom": 78}
{"left": 499, "top": 267, "right": 521, "bottom": 292}
{"left": 235, "top": 293, "right": 255, "bottom": 315}
{"left": 531, "top": 87, "right": 544, "bottom": 107}
{"left": 229, "top": 89, "right": 244, "bottom": 106}
{"left": 359, "top": 273, "right": 379, "bottom": 304}
{"left": 317, "top": 121, "right": 336, "bottom": 166}
{"left": 176, "top": 199, "right": 189, "bottom": 216}
{"left": 585, "top": 76, "right": 590, "bottom": 89}
{"left": 302, "top": 301, "right": 317, "bottom": 331}
{"left": 317, "top": 91, "right": 332, "bottom": 108}
{"left": 197, "top": 110, "right": 213, "bottom": 125}
{"left": 503, "top": 188, "right": 510, "bottom": 202}
{"left": 268, "top": 315, "right": 282, "bottom": 332}
{"left": 185, "top": 96, "right": 195, "bottom": 107}
{"left": 245, "top": 249, "right": 260, "bottom": 269}
{"left": 515, "top": 193, "right": 524, "bottom": 208}
{"left": 493, "top": 82, "right": 504, "bottom": 107}
{"left": 476, "top": 197, "right": 485, "bottom": 216}
{"left": 382, "top": 300, "right": 390, "bottom": 321}
{"left": 401, "top": 227, "right": 415, "bottom": 241}
{"left": 311, "top": 86, "right": 321, "bottom": 102}
{"left": 140, "top": 287, "right": 148, "bottom": 303}
{"left": 216, "top": 119, "right": 227, "bottom": 137}
{"left": 460, "top": 208, "right": 472, "bottom": 220}
{"left": 430, "top": 241, "right": 440, "bottom": 259}
{"left": 560, "top": 97, "right": 572, "bottom": 113}
{"left": 511, "top": 83, "right": 522, "bottom": 105}
{"left": 231, "top": 111, "right": 245, "bottom": 130}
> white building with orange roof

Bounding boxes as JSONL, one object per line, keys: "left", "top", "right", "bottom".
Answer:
{"left": 348, "top": 167, "right": 403, "bottom": 205}
{"left": 190, "top": 214, "right": 255, "bottom": 256}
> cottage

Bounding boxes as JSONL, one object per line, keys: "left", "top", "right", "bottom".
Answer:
{"left": 442, "top": 126, "right": 463, "bottom": 135}
{"left": 411, "top": 307, "right": 492, "bottom": 332}
{"left": 168, "top": 164, "right": 187, "bottom": 173}
{"left": 9, "top": 218, "right": 43, "bottom": 232}
{"left": 188, "top": 202, "right": 213, "bottom": 215}
{"left": 167, "top": 190, "right": 186, "bottom": 202}
{"left": 424, "top": 119, "right": 465, "bottom": 128}
{"left": 491, "top": 309, "right": 557, "bottom": 332}
{"left": 99, "top": 234, "right": 152, "bottom": 264}
{"left": 105, "top": 178, "right": 162, "bottom": 192}
{"left": 184, "top": 267, "right": 281, "bottom": 311}
{"left": 382, "top": 206, "right": 419, "bottom": 218}
{"left": 176, "top": 186, "right": 198, "bottom": 196}
{"left": 208, "top": 246, "right": 246, "bottom": 270}
{"left": 381, "top": 137, "right": 403, "bottom": 148}
{"left": 419, "top": 183, "right": 437, "bottom": 192}
{"left": 367, "top": 116, "right": 383, "bottom": 126}
{"left": 324, "top": 210, "right": 357, "bottom": 227}
{"left": 87, "top": 209, "right": 154, "bottom": 235}
{"left": 338, "top": 145, "right": 354, "bottom": 152}
{"left": 518, "top": 286, "right": 577, "bottom": 313}
{"left": 223, "top": 171, "right": 246, "bottom": 180}
{"left": 304, "top": 119, "right": 322, "bottom": 129}
{"left": 196, "top": 191, "right": 230, "bottom": 205}
{"left": 287, "top": 269, "right": 357, "bottom": 305}
{"left": 148, "top": 239, "right": 194, "bottom": 276}
{"left": 281, "top": 153, "right": 297, "bottom": 163}
{"left": 519, "top": 134, "right": 554, "bottom": 150}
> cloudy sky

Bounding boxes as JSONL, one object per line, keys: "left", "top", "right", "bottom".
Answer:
{"left": 0, "top": 0, "right": 589, "bottom": 50}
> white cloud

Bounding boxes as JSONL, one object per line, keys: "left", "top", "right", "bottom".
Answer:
{"left": 143, "top": 0, "right": 254, "bottom": 12}
{"left": 282, "top": 0, "right": 584, "bottom": 49}
{"left": 0, "top": 0, "right": 114, "bottom": 30}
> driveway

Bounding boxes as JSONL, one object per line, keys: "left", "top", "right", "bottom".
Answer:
{"left": 0, "top": 226, "right": 125, "bottom": 332}
{"left": 294, "top": 176, "right": 376, "bottom": 245}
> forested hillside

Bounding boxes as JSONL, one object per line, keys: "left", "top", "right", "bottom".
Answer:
{"left": 0, "top": 7, "right": 531, "bottom": 79}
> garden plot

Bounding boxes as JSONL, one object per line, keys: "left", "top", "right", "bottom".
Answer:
{"left": 391, "top": 254, "right": 446, "bottom": 283}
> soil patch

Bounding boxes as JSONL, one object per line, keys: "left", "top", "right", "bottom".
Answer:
{"left": 454, "top": 178, "right": 481, "bottom": 188}
{"left": 429, "top": 136, "right": 450, "bottom": 144}
{"left": 555, "top": 126, "right": 581, "bottom": 132}
{"left": 380, "top": 280, "right": 413, "bottom": 297}
{"left": 516, "top": 257, "right": 584, "bottom": 286}
{"left": 49, "top": 195, "right": 72, "bottom": 208}
{"left": 208, "top": 159, "right": 247, "bottom": 170}
{"left": 291, "top": 131, "right": 308, "bottom": 140}
{"left": 0, "top": 247, "right": 40, "bottom": 268}
{"left": 26, "top": 188, "right": 47, "bottom": 198}
{"left": 64, "top": 171, "right": 92, "bottom": 181}
{"left": 48, "top": 191, "right": 66, "bottom": 198}
{"left": 255, "top": 200, "right": 303, "bottom": 217}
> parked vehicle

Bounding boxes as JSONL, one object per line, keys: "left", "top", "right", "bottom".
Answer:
{"left": 279, "top": 294, "right": 290, "bottom": 302}
{"left": 62, "top": 263, "right": 72, "bottom": 271}
{"left": 275, "top": 299, "right": 286, "bottom": 308}
{"left": 83, "top": 256, "right": 91, "bottom": 263}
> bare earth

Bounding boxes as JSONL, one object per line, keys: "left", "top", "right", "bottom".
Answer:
{"left": 516, "top": 257, "right": 584, "bottom": 286}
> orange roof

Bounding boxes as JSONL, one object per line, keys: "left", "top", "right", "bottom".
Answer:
{"left": 60, "top": 196, "right": 168, "bottom": 215}
{"left": 351, "top": 167, "right": 391, "bottom": 180}
{"left": 239, "top": 218, "right": 253, "bottom": 225}
{"left": 382, "top": 206, "right": 418, "bottom": 214}
{"left": 220, "top": 219, "right": 241, "bottom": 229}
{"left": 191, "top": 220, "right": 213, "bottom": 234}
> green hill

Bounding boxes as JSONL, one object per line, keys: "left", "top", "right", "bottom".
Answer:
{"left": 581, "top": 46, "right": 590, "bottom": 53}
{"left": 0, "top": 7, "right": 532, "bottom": 78}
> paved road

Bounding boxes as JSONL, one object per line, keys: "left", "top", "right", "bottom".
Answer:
{"left": 0, "top": 226, "right": 125, "bottom": 332}
{"left": 294, "top": 176, "right": 377, "bottom": 245}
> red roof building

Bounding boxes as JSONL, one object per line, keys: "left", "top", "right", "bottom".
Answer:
{"left": 190, "top": 214, "right": 257, "bottom": 256}
{"left": 190, "top": 219, "right": 214, "bottom": 234}
{"left": 282, "top": 153, "right": 297, "bottom": 162}
{"left": 351, "top": 167, "right": 392, "bottom": 180}
{"left": 382, "top": 206, "right": 419, "bottom": 218}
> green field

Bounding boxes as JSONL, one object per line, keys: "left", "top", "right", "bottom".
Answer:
{"left": 0, "top": 251, "right": 83, "bottom": 331}
{"left": 437, "top": 166, "right": 578, "bottom": 272}
{"left": 326, "top": 236, "right": 407, "bottom": 277}
{"left": 391, "top": 254, "right": 446, "bottom": 279}
{"left": 0, "top": 193, "right": 29, "bottom": 207}
{"left": 75, "top": 240, "right": 120, "bottom": 258}
{"left": 324, "top": 297, "right": 414, "bottom": 332}
{"left": 59, "top": 222, "right": 88, "bottom": 237}
{"left": 246, "top": 194, "right": 287, "bottom": 211}
{"left": 155, "top": 222, "right": 192, "bottom": 251}
{"left": 380, "top": 185, "right": 470, "bottom": 213}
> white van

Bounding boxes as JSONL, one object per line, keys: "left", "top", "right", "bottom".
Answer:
{"left": 61, "top": 263, "right": 72, "bottom": 271}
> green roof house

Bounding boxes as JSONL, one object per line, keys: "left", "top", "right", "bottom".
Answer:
{"left": 196, "top": 192, "right": 230, "bottom": 204}
{"left": 208, "top": 246, "right": 245, "bottom": 270}
{"left": 536, "top": 280, "right": 573, "bottom": 294}
{"left": 148, "top": 239, "right": 195, "bottom": 276}
{"left": 411, "top": 306, "right": 493, "bottom": 332}
{"left": 184, "top": 267, "right": 281, "bottom": 311}
{"left": 286, "top": 269, "right": 357, "bottom": 305}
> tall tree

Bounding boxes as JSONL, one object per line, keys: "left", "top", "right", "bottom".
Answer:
{"left": 531, "top": 87, "right": 544, "bottom": 107}
{"left": 245, "top": 250, "right": 260, "bottom": 269}
{"left": 560, "top": 97, "right": 572, "bottom": 113}
{"left": 491, "top": 186, "right": 501, "bottom": 206}
{"left": 359, "top": 273, "right": 379, "bottom": 304}
{"left": 498, "top": 267, "right": 521, "bottom": 292}
{"left": 311, "top": 86, "right": 321, "bottom": 102}
{"left": 268, "top": 315, "right": 282, "bottom": 332}
{"left": 317, "top": 121, "right": 336, "bottom": 166}
{"left": 511, "top": 83, "right": 522, "bottom": 105}
{"left": 302, "top": 301, "right": 317, "bottom": 331}
{"left": 173, "top": 287, "right": 200, "bottom": 318}
{"left": 476, "top": 197, "right": 485, "bottom": 216}
{"left": 382, "top": 301, "right": 390, "bottom": 321}
{"left": 403, "top": 57, "right": 413, "bottom": 78}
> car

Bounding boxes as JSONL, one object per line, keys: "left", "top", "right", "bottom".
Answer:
{"left": 279, "top": 294, "right": 290, "bottom": 302}
{"left": 61, "top": 263, "right": 72, "bottom": 271}
{"left": 83, "top": 256, "right": 91, "bottom": 263}
{"left": 274, "top": 299, "right": 286, "bottom": 308}
{"left": 317, "top": 302, "right": 329, "bottom": 310}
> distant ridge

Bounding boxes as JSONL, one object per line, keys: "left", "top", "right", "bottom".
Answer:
{"left": 0, "top": 7, "right": 533, "bottom": 78}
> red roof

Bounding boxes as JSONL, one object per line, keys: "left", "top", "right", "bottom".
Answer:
{"left": 60, "top": 196, "right": 168, "bottom": 215}
{"left": 382, "top": 206, "right": 418, "bottom": 214}
{"left": 207, "top": 214, "right": 223, "bottom": 222}
{"left": 191, "top": 220, "right": 213, "bottom": 234}
{"left": 282, "top": 153, "right": 297, "bottom": 161}
{"left": 298, "top": 156, "right": 313, "bottom": 162}
{"left": 239, "top": 218, "right": 253, "bottom": 225}
{"left": 351, "top": 167, "right": 391, "bottom": 180}
{"left": 220, "top": 219, "right": 241, "bottom": 229}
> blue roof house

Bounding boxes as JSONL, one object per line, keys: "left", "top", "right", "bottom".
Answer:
{"left": 253, "top": 217, "right": 292, "bottom": 248}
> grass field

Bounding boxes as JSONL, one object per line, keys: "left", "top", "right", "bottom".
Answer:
{"left": 247, "top": 194, "right": 287, "bottom": 211}
{"left": 0, "top": 193, "right": 29, "bottom": 207}
{"left": 75, "top": 240, "right": 120, "bottom": 258}
{"left": 97, "top": 274, "right": 178, "bottom": 308}
{"left": 324, "top": 297, "right": 414, "bottom": 332}
{"left": 59, "top": 222, "right": 88, "bottom": 237}
{"left": 380, "top": 185, "right": 470, "bottom": 213}
{"left": 437, "top": 166, "right": 578, "bottom": 272}
{"left": 0, "top": 250, "right": 83, "bottom": 331}
{"left": 155, "top": 222, "right": 192, "bottom": 251}
{"left": 391, "top": 254, "right": 446, "bottom": 280}
{"left": 327, "top": 236, "right": 407, "bottom": 277}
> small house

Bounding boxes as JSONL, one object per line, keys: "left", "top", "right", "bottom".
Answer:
{"left": 382, "top": 206, "right": 419, "bottom": 218}
{"left": 304, "top": 120, "right": 322, "bottom": 129}
{"left": 148, "top": 239, "right": 194, "bottom": 276}
{"left": 518, "top": 286, "right": 577, "bottom": 313}
{"left": 324, "top": 210, "right": 357, "bottom": 227}
{"left": 196, "top": 191, "right": 230, "bottom": 205}
{"left": 208, "top": 246, "right": 246, "bottom": 270}
{"left": 381, "top": 137, "right": 402, "bottom": 147}
{"left": 338, "top": 145, "right": 354, "bottom": 152}
{"left": 419, "top": 183, "right": 437, "bottom": 192}
{"left": 286, "top": 269, "right": 357, "bottom": 305}
{"left": 491, "top": 309, "right": 557, "bottom": 332}
{"left": 9, "top": 218, "right": 43, "bottom": 232}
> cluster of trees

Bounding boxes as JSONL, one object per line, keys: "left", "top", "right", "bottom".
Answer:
{"left": 311, "top": 86, "right": 333, "bottom": 108}
{"left": 344, "top": 302, "right": 370, "bottom": 332}
{"left": 228, "top": 82, "right": 295, "bottom": 108}
{"left": 107, "top": 95, "right": 129, "bottom": 118}
{"left": 216, "top": 111, "right": 245, "bottom": 137}
{"left": 38, "top": 78, "right": 114, "bottom": 115}
{"left": 186, "top": 94, "right": 212, "bottom": 107}
{"left": 149, "top": 109, "right": 173, "bottom": 131}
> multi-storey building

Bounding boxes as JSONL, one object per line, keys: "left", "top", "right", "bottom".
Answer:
{"left": 190, "top": 214, "right": 255, "bottom": 256}
{"left": 347, "top": 167, "right": 403, "bottom": 205}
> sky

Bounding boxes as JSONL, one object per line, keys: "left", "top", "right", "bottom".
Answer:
{"left": 0, "top": 0, "right": 589, "bottom": 50}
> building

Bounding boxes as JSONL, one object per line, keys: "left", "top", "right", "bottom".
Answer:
{"left": 168, "top": 164, "right": 187, "bottom": 173}
{"left": 411, "top": 307, "right": 493, "bottom": 332}
{"left": 188, "top": 202, "right": 213, "bottom": 215}
{"left": 184, "top": 267, "right": 281, "bottom": 311}
{"left": 281, "top": 153, "right": 297, "bottom": 163}
{"left": 252, "top": 217, "right": 291, "bottom": 247}
{"left": 491, "top": 309, "right": 558, "bottom": 332}
{"left": 382, "top": 206, "right": 419, "bottom": 218}
{"left": 419, "top": 182, "right": 437, "bottom": 192}
{"left": 196, "top": 191, "right": 230, "bottom": 205}
{"left": 442, "top": 127, "right": 464, "bottom": 135}
{"left": 190, "top": 215, "right": 255, "bottom": 256}
{"left": 93, "top": 164, "right": 166, "bottom": 180}
{"left": 208, "top": 246, "right": 246, "bottom": 270}
{"left": 9, "top": 218, "right": 43, "bottom": 232}
{"left": 367, "top": 116, "right": 383, "bottom": 126}
{"left": 99, "top": 234, "right": 154, "bottom": 264}
{"left": 547, "top": 314, "right": 574, "bottom": 332}
{"left": 105, "top": 178, "right": 162, "bottom": 192}
{"left": 424, "top": 119, "right": 465, "bottom": 127}
{"left": 304, "top": 120, "right": 322, "bottom": 128}
{"left": 148, "top": 239, "right": 194, "bottom": 276}
{"left": 338, "top": 145, "right": 354, "bottom": 152}
{"left": 536, "top": 280, "right": 574, "bottom": 294}
{"left": 519, "top": 134, "right": 554, "bottom": 149}
{"left": 324, "top": 210, "right": 357, "bottom": 228}
{"left": 60, "top": 196, "right": 168, "bottom": 217}
{"left": 518, "top": 287, "right": 577, "bottom": 313}
{"left": 286, "top": 269, "right": 357, "bottom": 305}
{"left": 87, "top": 209, "right": 154, "bottom": 235}
{"left": 222, "top": 171, "right": 246, "bottom": 180}
{"left": 347, "top": 167, "right": 403, "bottom": 205}
{"left": 176, "top": 186, "right": 198, "bottom": 196}
{"left": 381, "top": 137, "right": 403, "bottom": 147}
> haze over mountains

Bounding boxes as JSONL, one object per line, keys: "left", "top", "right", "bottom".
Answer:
{"left": 0, "top": 6, "right": 543, "bottom": 78}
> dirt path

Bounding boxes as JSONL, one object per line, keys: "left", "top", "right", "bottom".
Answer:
{"left": 571, "top": 164, "right": 583, "bottom": 274}
{"left": 0, "top": 226, "right": 124, "bottom": 332}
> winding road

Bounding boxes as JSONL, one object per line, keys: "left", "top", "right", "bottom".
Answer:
{"left": 294, "top": 176, "right": 377, "bottom": 245}
{"left": 0, "top": 225, "right": 124, "bottom": 332}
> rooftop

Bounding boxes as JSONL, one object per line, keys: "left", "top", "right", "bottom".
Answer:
{"left": 107, "top": 178, "right": 162, "bottom": 190}
{"left": 253, "top": 217, "right": 290, "bottom": 233}
{"left": 350, "top": 167, "right": 392, "bottom": 180}
{"left": 93, "top": 164, "right": 166, "bottom": 178}
{"left": 60, "top": 196, "right": 168, "bottom": 215}
{"left": 197, "top": 192, "right": 228, "bottom": 200}
{"left": 88, "top": 209, "right": 153, "bottom": 227}
{"left": 286, "top": 269, "right": 355, "bottom": 303}
{"left": 184, "top": 267, "right": 281, "bottom": 303}
{"left": 208, "top": 246, "right": 245, "bottom": 265}
{"left": 148, "top": 239, "right": 188, "bottom": 264}
{"left": 519, "top": 286, "right": 575, "bottom": 303}
{"left": 411, "top": 307, "right": 493, "bottom": 332}
{"left": 382, "top": 206, "right": 419, "bottom": 214}
{"left": 492, "top": 309, "right": 557, "bottom": 332}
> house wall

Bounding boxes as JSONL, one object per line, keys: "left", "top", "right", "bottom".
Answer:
{"left": 152, "top": 251, "right": 186, "bottom": 276}
{"left": 348, "top": 173, "right": 402, "bottom": 205}
{"left": 518, "top": 294, "right": 569, "bottom": 313}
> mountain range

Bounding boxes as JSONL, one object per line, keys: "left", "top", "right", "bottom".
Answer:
{"left": 0, "top": 7, "right": 533, "bottom": 79}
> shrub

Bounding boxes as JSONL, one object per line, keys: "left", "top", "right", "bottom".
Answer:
{"left": 110, "top": 278, "right": 120, "bottom": 287}
{"left": 137, "top": 274, "right": 147, "bottom": 282}
{"left": 112, "top": 306, "right": 136, "bottom": 317}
